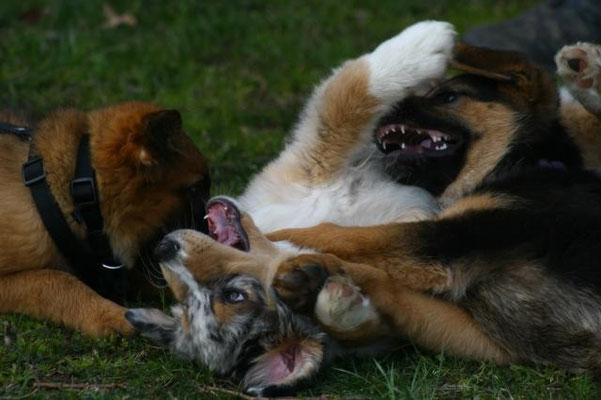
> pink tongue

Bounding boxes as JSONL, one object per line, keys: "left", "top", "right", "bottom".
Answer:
{"left": 207, "top": 205, "right": 240, "bottom": 246}
{"left": 420, "top": 138, "right": 433, "bottom": 149}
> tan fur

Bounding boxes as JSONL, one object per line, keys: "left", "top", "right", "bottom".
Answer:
{"left": 173, "top": 217, "right": 293, "bottom": 291}
{"left": 439, "top": 193, "right": 516, "bottom": 219}
{"left": 213, "top": 300, "right": 237, "bottom": 325}
{"left": 0, "top": 269, "right": 130, "bottom": 336}
{"left": 561, "top": 103, "right": 601, "bottom": 173}
{"left": 305, "top": 60, "right": 379, "bottom": 183}
{"left": 439, "top": 103, "right": 518, "bottom": 205}
{"left": 0, "top": 102, "right": 209, "bottom": 336}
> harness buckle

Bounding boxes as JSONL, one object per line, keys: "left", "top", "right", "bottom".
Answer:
{"left": 71, "top": 177, "right": 97, "bottom": 206}
{"left": 22, "top": 157, "right": 46, "bottom": 186}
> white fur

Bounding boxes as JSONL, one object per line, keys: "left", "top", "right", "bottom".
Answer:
{"left": 238, "top": 21, "right": 456, "bottom": 234}
{"left": 315, "top": 275, "right": 379, "bottom": 332}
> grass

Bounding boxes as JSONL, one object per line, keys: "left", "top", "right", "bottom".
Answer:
{"left": 2, "top": 0, "right": 598, "bottom": 398}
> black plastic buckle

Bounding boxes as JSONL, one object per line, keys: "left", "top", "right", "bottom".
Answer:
{"left": 71, "top": 177, "right": 97, "bottom": 206}
{"left": 22, "top": 157, "right": 46, "bottom": 186}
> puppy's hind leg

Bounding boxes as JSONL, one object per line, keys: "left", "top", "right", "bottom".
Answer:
{"left": 283, "top": 21, "right": 455, "bottom": 184}
{"left": 0, "top": 269, "right": 133, "bottom": 337}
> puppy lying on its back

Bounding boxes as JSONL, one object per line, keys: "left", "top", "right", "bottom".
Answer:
{"left": 238, "top": 20, "right": 455, "bottom": 232}
{"left": 127, "top": 21, "right": 457, "bottom": 396}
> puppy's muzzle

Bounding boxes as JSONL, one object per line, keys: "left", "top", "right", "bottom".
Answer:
{"left": 155, "top": 237, "right": 180, "bottom": 262}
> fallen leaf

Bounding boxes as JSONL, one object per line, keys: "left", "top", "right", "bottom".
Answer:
{"left": 102, "top": 4, "right": 137, "bottom": 30}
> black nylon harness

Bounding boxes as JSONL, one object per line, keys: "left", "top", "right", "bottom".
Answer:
{"left": 2, "top": 122, "right": 126, "bottom": 297}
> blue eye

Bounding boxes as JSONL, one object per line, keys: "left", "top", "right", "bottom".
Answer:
{"left": 224, "top": 289, "right": 246, "bottom": 304}
{"left": 443, "top": 92, "right": 458, "bottom": 103}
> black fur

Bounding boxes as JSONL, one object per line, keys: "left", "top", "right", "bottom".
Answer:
{"left": 386, "top": 69, "right": 601, "bottom": 370}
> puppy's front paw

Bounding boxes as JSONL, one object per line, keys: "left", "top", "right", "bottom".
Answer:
{"left": 84, "top": 304, "right": 135, "bottom": 337}
{"left": 366, "top": 20, "right": 456, "bottom": 103}
{"left": 315, "top": 274, "right": 379, "bottom": 333}
{"left": 273, "top": 259, "right": 329, "bottom": 313}
{"left": 556, "top": 42, "right": 601, "bottom": 116}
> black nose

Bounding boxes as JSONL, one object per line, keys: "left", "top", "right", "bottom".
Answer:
{"left": 154, "top": 238, "right": 180, "bottom": 261}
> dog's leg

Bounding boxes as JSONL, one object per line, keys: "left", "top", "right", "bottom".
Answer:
{"left": 556, "top": 42, "right": 601, "bottom": 118}
{"left": 270, "top": 223, "right": 451, "bottom": 292}
{"left": 271, "top": 192, "right": 517, "bottom": 293}
{"left": 556, "top": 43, "right": 601, "bottom": 173}
{"left": 268, "top": 222, "right": 413, "bottom": 261}
{"left": 0, "top": 269, "right": 133, "bottom": 336}
{"left": 279, "top": 255, "right": 514, "bottom": 364}
{"left": 262, "top": 21, "right": 455, "bottom": 184}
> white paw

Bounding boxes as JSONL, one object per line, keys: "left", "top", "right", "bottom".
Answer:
{"left": 556, "top": 42, "right": 601, "bottom": 116}
{"left": 365, "top": 20, "right": 456, "bottom": 104}
{"left": 315, "top": 274, "right": 379, "bottom": 332}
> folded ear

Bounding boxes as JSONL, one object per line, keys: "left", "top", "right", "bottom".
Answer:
{"left": 451, "top": 41, "right": 514, "bottom": 81}
{"left": 452, "top": 41, "right": 558, "bottom": 116}
{"left": 138, "top": 109, "right": 183, "bottom": 167}
{"left": 125, "top": 308, "right": 178, "bottom": 346}
{"left": 242, "top": 336, "right": 326, "bottom": 397}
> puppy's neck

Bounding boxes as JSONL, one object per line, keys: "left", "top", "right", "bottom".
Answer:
{"left": 32, "top": 109, "right": 89, "bottom": 238}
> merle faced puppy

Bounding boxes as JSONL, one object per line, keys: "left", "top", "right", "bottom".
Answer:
{"left": 126, "top": 198, "right": 329, "bottom": 397}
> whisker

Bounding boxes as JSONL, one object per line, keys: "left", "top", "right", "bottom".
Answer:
{"left": 139, "top": 249, "right": 168, "bottom": 289}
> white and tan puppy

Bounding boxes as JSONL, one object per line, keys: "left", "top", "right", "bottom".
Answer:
{"left": 238, "top": 20, "right": 456, "bottom": 233}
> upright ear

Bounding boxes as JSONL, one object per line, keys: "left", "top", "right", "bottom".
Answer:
{"left": 242, "top": 336, "right": 326, "bottom": 397}
{"left": 451, "top": 42, "right": 558, "bottom": 116}
{"left": 138, "top": 109, "right": 183, "bottom": 167}
{"left": 125, "top": 308, "right": 178, "bottom": 347}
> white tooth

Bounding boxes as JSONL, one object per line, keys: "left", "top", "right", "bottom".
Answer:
{"left": 440, "top": 143, "right": 447, "bottom": 150}
{"left": 383, "top": 142, "right": 387, "bottom": 150}
{"left": 401, "top": 143, "right": 406, "bottom": 149}
{"left": 401, "top": 126, "right": 405, "bottom": 134}
{"left": 204, "top": 215, "right": 209, "bottom": 220}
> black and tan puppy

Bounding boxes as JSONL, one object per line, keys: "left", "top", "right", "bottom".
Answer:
{"left": 269, "top": 42, "right": 601, "bottom": 372}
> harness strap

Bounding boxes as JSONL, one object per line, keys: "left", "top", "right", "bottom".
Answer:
{"left": 22, "top": 156, "right": 94, "bottom": 284}
{"left": 21, "top": 133, "right": 127, "bottom": 298}
{"left": 71, "top": 136, "right": 123, "bottom": 270}
{"left": 0, "top": 121, "right": 34, "bottom": 141}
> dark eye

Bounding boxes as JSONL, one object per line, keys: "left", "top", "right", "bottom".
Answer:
{"left": 187, "top": 180, "right": 204, "bottom": 192}
{"left": 224, "top": 289, "right": 246, "bottom": 304}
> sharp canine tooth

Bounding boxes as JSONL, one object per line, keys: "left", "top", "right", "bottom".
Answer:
{"left": 401, "top": 143, "right": 406, "bottom": 149}
{"left": 383, "top": 142, "right": 387, "bottom": 150}
{"left": 401, "top": 126, "right": 405, "bottom": 134}
{"left": 204, "top": 215, "right": 209, "bottom": 220}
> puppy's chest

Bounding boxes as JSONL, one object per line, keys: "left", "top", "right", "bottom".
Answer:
{"left": 244, "top": 169, "right": 434, "bottom": 232}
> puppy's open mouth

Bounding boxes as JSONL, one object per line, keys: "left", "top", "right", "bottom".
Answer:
{"left": 375, "top": 123, "right": 461, "bottom": 159}
{"left": 205, "top": 198, "right": 250, "bottom": 252}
